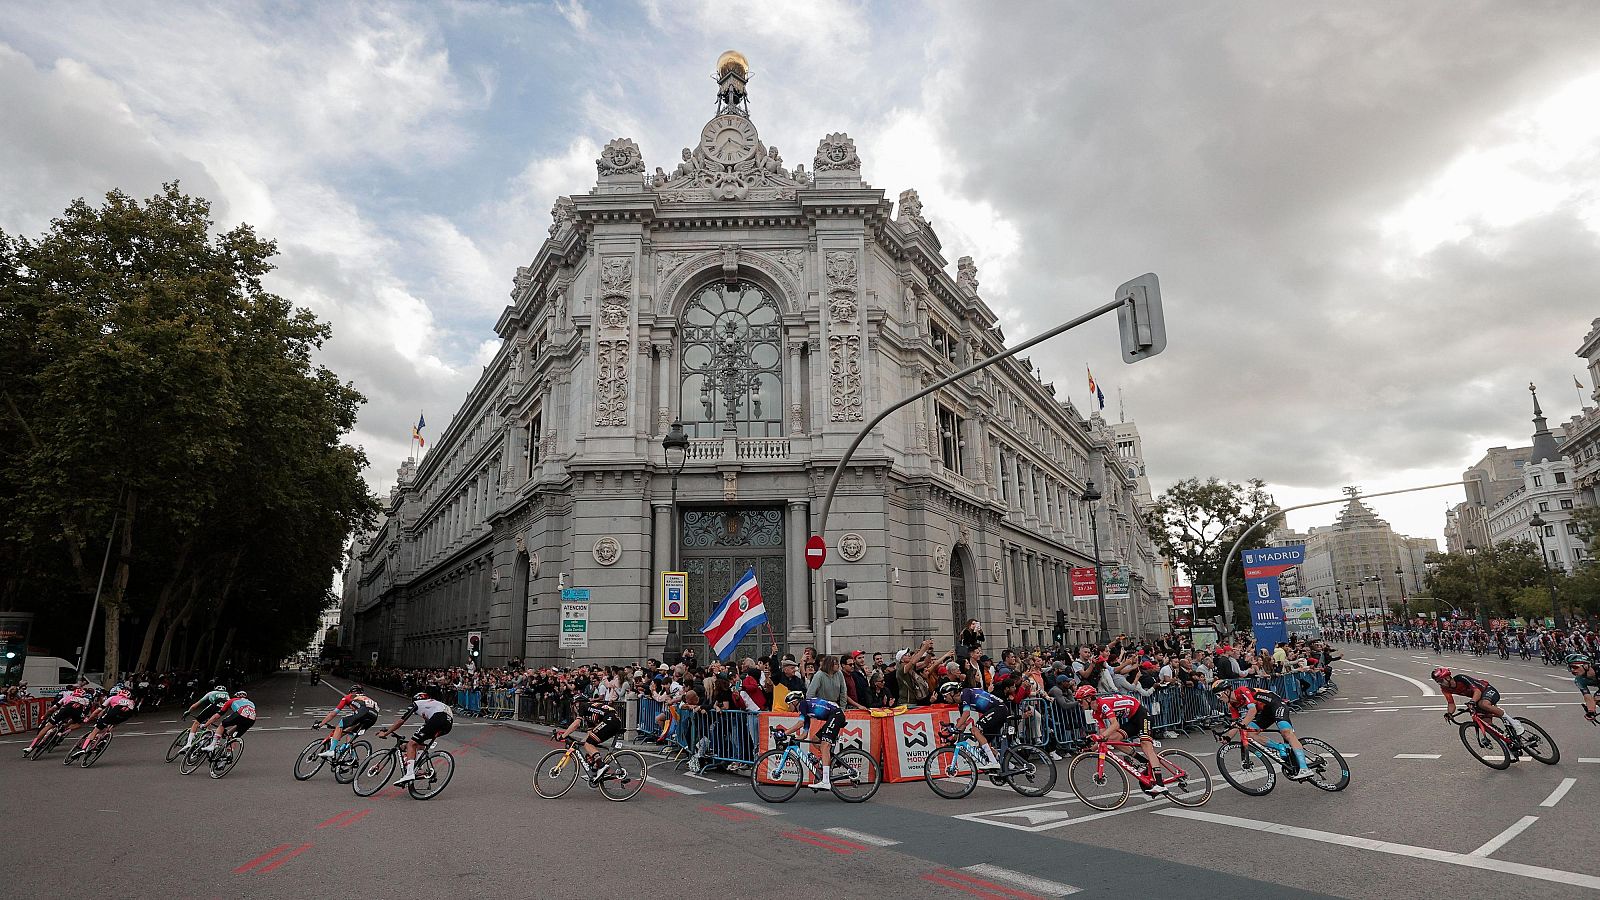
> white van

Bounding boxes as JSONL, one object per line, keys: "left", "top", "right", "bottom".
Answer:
{"left": 19, "top": 656, "right": 99, "bottom": 696}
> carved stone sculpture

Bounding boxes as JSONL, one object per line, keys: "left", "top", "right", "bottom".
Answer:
{"left": 898, "top": 189, "right": 928, "bottom": 229}
{"left": 957, "top": 256, "right": 979, "bottom": 294}
{"left": 828, "top": 333, "right": 863, "bottom": 422}
{"left": 813, "top": 132, "right": 860, "bottom": 171}
{"left": 596, "top": 138, "right": 645, "bottom": 176}
{"left": 548, "top": 197, "right": 575, "bottom": 237}
{"left": 593, "top": 339, "right": 630, "bottom": 426}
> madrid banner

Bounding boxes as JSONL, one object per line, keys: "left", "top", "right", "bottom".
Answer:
{"left": 1241, "top": 544, "right": 1304, "bottom": 647}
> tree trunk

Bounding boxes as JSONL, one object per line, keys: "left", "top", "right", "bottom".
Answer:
{"left": 155, "top": 576, "right": 201, "bottom": 672}
{"left": 135, "top": 541, "right": 192, "bottom": 672}
{"left": 102, "top": 488, "right": 137, "bottom": 685}
{"left": 212, "top": 626, "right": 237, "bottom": 675}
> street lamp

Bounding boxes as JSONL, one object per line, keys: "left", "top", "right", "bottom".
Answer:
{"left": 662, "top": 419, "right": 689, "bottom": 658}
{"left": 1528, "top": 514, "right": 1564, "bottom": 629}
{"left": 1465, "top": 541, "right": 1487, "bottom": 626}
{"left": 1083, "top": 479, "right": 1110, "bottom": 644}
{"left": 1395, "top": 565, "right": 1407, "bottom": 625}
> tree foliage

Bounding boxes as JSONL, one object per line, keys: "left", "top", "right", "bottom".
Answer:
{"left": 1144, "top": 477, "right": 1282, "bottom": 625}
{"left": 0, "top": 183, "right": 378, "bottom": 681}
{"left": 1424, "top": 539, "right": 1600, "bottom": 622}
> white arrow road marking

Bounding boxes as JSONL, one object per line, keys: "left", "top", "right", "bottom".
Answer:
{"left": 1339, "top": 659, "right": 1437, "bottom": 696}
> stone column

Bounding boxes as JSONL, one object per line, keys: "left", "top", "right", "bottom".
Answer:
{"left": 650, "top": 500, "right": 671, "bottom": 648}
{"left": 655, "top": 343, "right": 673, "bottom": 437}
{"left": 786, "top": 340, "right": 805, "bottom": 435}
{"left": 787, "top": 500, "right": 813, "bottom": 640}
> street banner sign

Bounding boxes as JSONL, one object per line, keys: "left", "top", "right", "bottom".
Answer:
{"left": 559, "top": 601, "right": 590, "bottom": 649}
{"left": 1070, "top": 567, "right": 1098, "bottom": 597}
{"left": 805, "top": 535, "right": 827, "bottom": 570}
{"left": 1195, "top": 584, "right": 1217, "bottom": 612}
{"left": 1102, "top": 565, "right": 1131, "bottom": 602}
{"left": 1282, "top": 596, "right": 1318, "bottom": 637}
{"left": 1174, "top": 609, "right": 1193, "bottom": 629}
{"left": 561, "top": 588, "right": 591, "bottom": 602}
{"left": 661, "top": 571, "right": 688, "bottom": 621}
{"left": 1172, "top": 586, "right": 1194, "bottom": 607}
{"left": 1242, "top": 545, "right": 1304, "bottom": 646}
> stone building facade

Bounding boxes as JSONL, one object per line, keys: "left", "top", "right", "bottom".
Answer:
{"left": 343, "top": 54, "right": 1168, "bottom": 667}
{"left": 1486, "top": 387, "right": 1586, "bottom": 573}
{"left": 1561, "top": 318, "right": 1600, "bottom": 510}
{"left": 1276, "top": 493, "right": 1437, "bottom": 619}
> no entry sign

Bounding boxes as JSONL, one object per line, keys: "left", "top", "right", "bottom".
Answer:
{"left": 805, "top": 535, "right": 827, "bottom": 570}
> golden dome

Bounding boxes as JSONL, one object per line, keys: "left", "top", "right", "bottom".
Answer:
{"left": 716, "top": 50, "right": 750, "bottom": 79}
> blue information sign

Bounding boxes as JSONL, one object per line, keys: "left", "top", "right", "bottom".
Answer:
{"left": 561, "top": 588, "right": 591, "bottom": 601}
{"left": 1241, "top": 545, "right": 1304, "bottom": 647}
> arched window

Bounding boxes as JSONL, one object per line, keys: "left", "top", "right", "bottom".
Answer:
{"left": 679, "top": 280, "right": 784, "bottom": 438}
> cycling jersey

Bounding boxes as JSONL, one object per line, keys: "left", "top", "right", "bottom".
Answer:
{"left": 403, "top": 698, "right": 452, "bottom": 721}
{"left": 1574, "top": 668, "right": 1600, "bottom": 695}
{"left": 101, "top": 694, "right": 136, "bottom": 713}
{"left": 335, "top": 693, "right": 379, "bottom": 715}
{"left": 194, "top": 690, "right": 229, "bottom": 710}
{"left": 792, "top": 696, "right": 842, "bottom": 723}
{"left": 219, "top": 698, "right": 257, "bottom": 720}
{"left": 1440, "top": 674, "right": 1490, "bottom": 698}
{"left": 1226, "top": 686, "right": 1281, "bottom": 715}
{"left": 97, "top": 694, "right": 136, "bottom": 726}
{"left": 57, "top": 690, "right": 90, "bottom": 708}
{"left": 1090, "top": 694, "right": 1142, "bottom": 730}
{"left": 957, "top": 688, "right": 1002, "bottom": 714}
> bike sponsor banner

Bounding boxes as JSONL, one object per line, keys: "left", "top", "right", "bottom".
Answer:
{"left": 881, "top": 706, "right": 963, "bottom": 783}
{"left": 1281, "top": 596, "right": 1319, "bottom": 637}
{"left": 1242, "top": 544, "right": 1304, "bottom": 647}
{"left": 1195, "top": 584, "right": 1218, "bottom": 612}
{"left": 0, "top": 698, "right": 48, "bottom": 736}
{"left": 754, "top": 711, "right": 881, "bottom": 784}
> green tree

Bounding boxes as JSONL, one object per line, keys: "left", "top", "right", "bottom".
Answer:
{"left": 1145, "top": 477, "right": 1282, "bottom": 627}
{"left": 1424, "top": 540, "right": 1550, "bottom": 622}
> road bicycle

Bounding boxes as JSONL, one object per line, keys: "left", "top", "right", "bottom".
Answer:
{"left": 180, "top": 730, "right": 246, "bottom": 779}
{"left": 750, "top": 726, "right": 881, "bottom": 804}
{"left": 924, "top": 720, "right": 1057, "bottom": 800}
{"left": 1211, "top": 723, "right": 1349, "bottom": 795}
{"left": 293, "top": 723, "right": 372, "bottom": 785}
{"left": 533, "top": 737, "right": 648, "bottom": 801}
{"left": 1066, "top": 735, "right": 1212, "bottom": 811}
{"left": 64, "top": 728, "right": 115, "bottom": 769}
{"left": 1448, "top": 709, "right": 1558, "bottom": 769}
{"left": 353, "top": 733, "right": 454, "bottom": 800}
{"left": 24, "top": 720, "right": 77, "bottom": 760}
{"left": 165, "top": 721, "right": 208, "bottom": 764}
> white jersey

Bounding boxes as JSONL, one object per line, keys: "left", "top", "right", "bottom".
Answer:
{"left": 408, "top": 698, "right": 452, "bottom": 720}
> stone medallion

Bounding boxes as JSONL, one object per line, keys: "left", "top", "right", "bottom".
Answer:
{"left": 991, "top": 560, "right": 1003, "bottom": 583}
{"left": 593, "top": 536, "right": 622, "bottom": 566}
{"left": 838, "top": 532, "right": 867, "bottom": 562}
{"left": 933, "top": 544, "right": 948, "bottom": 572}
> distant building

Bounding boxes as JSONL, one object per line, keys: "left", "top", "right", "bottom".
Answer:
{"left": 1279, "top": 493, "right": 1437, "bottom": 619}
{"left": 1486, "top": 385, "right": 1586, "bottom": 573}
{"left": 1445, "top": 445, "right": 1533, "bottom": 553}
{"left": 1561, "top": 317, "right": 1600, "bottom": 509}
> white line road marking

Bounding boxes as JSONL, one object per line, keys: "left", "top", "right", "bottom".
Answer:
{"left": 1471, "top": 815, "right": 1539, "bottom": 857}
{"left": 1340, "top": 659, "right": 1438, "bottom": 695}
{"left": 646, "top": 777, "right": 706, "bottom": 796}
{"left": 1395, "top": 753, "right": 1442, "bottom": 759}
{"left": 680, "top": 771, "right": 719, "bottom": 782}
{"left": 729, "top": 801, "right": 783, "bottom": 816}
{"left": 1154, "top": 809, "right": 1600, "bottom": 890}
{"left": 1540, "top": 778, "right": 1577, "bottom": 808}
{"left": 1580, "top": 758, "right": 1600, "bottom": 763}
{"left": 825, "top": 827, "right": 899, "bottom": 846}
{"left": 954, "top": 796, "right": 1169, "bottom": 832}
{"left": 1341, "top": 753, "right": 1360, "bottom": 757}
{"left": 972, "top": 778, "right": 1076, "bottom": 801}
{"left": 962, "top": 864, "right": 1081, "bottom": 897}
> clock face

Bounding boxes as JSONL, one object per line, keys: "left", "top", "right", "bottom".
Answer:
{"left": 701, "top": 115, "right": 758, "bottom": 165}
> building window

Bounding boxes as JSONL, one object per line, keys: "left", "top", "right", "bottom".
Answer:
{"left": 527, "top": 410, "right": 543, "bottom": 477}
{"left": 1568, "top": 523, "right": 1581, "bottom": 535}
{"left": 937, "top": 404, "right": 964, "bottom": 473}
{"left": 1533, "top": 474, "right": 1543, "bottom": 486}
{"left": 997, "top": 446, "right": 1010, "bottom": 500}
{"left": 1539, "top": 501, "right": 1550, "bottom": 512}
{"left": 1562, "top": 498, "right": 1574, "bottom": 509}
{"left": 1555, "top": 471, "right": 1567, "bottom": 484}
{"left": 679, "top": 280, "right": 784, "bottom": 438}
{"left": 929, "top": 320, "right": 959, "bottom": 364}
{"left": 1544, "top": 524, "right": 1556, "bottom": 537}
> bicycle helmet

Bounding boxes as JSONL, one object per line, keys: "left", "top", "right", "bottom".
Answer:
{"left": 349, "top": 683, "right": 363, "bottom": 693}
{"left": 1073, "top": 685, "right": 1098, "bottom": 702}
{"left": 214, "top": 685, "right": 227, "bottom": 692}
{"left": 783, "top": 692, "right": 804, "bottom": 710}
{"left": 937, "top": 681, "right": 963, "bottom": 697}
{"left": 1566, "top": 654, "right": 1591, "bottom": 667}
{"left": 1430, "top": 667, "right": 1451, "bottom": 682}
{"left": 232, "top": 691, "right": 247, "bottom": 699}
{"left": 413, "top": 692, "right": 431, "bottom": 701}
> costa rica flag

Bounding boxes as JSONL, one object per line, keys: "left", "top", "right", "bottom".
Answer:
{"left": 700, "top": 567, "right": 768, "bottom": 661}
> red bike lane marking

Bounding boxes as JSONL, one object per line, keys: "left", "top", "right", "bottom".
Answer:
{"left": 233, "top": 844, "right": 294, "bottom": 874}
{"left": 315, "top": 810, "right": 357, "bottom": 829}
{"left": 921, "top": 869, "right": 1044, "bottom": 900}
{"left": 780, "top": 831, "right": 856, "bottom": 854}
{"left": 336, "top": 809, "right": 373, "bottom": 828}
{"left": 789, "top": 829, "right": 869, "bottom": 852}
{"left": 700, "top": 804, "right": 759, "bottom": 822}
{"left": 639, "top": 783, "right": 673, "bottom": 799}
{"left": 256, "top": 843, "right": 314, "bottom": 874}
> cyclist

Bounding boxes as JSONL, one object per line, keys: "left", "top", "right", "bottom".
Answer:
{"left": 554, "top": 695, "right": 625, "bottom": 785}
{"left": 1432, "top": 666, "right": 1526, "bottom": 746}
{"left": 201, "top": 691, "right": 257, "bottom": 752}
{"left": 1214, "top": 680, "right": 1311, "bottom": 780}
{"left": 779, "top": 692, "right": 845, "bottom": 791}
{"left": 315, "top": 684, "right": 380, "bottom": 758}
{"left": 1567, "top": 655, "right": 1600, "bottom": 721}
{"left": 27, "top": 683, "right": 94, "bottom": 755}
{"left": 377, "top": 691, "right": 453, "bottom": 786}
{"left": 75, "top": 687, "right": 137, "bottom": 754}
{"left": 935, "top": 680, "right": 1007, "bottom": 771}
{"left": 179, "top": 685, "right": 230, "bottom": 752}
{"left": 1075, "top": 685, "right": 1166, "bottom": 795}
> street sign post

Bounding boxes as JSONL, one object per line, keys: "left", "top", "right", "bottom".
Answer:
{"left": 660, "top": 571, "right": 688, "bottom": 620}
{"left": 805, "top": 535, "right": 827, "bottom": 570}
{"left": 560, "top": 595, "right": 590, "bottom": 650}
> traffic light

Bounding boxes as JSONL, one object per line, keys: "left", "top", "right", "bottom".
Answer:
{"left": 1053, "top": 609, "right": 1067, "bottom": 645}
{"left": 827, "top": 579, "right": 850, "bottom": 622}
{"left": 467, "top": 631, "right": 482, "bottom": 660}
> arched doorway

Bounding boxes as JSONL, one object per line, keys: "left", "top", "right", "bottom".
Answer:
{"left": 680, "top": 507, "right": 787, "bottom": 661}
{"left": 950, "top": 547, "right": 972, "bottom": 641}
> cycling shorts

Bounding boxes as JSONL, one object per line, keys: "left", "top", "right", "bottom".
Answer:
{"left": 339, "top": 710, "right": 378, "bottom": 733}
{"left": 812, "top": 709, "right": 846, "bottom": 743}
{"left": 412, "top": 711, "right": 453, "bottom": 744}
{"left": 1252, "top": 700, "right": 1291, "bottom": 731}
{"left": 1119, "top": 706, "right": 1151, "bottom": 739}
{"left": 976, "top": 707, "right": 1008, "bottom": 741}
{"left": 587, "top": 718, "right": 623, "bottom": 746}
{"left": 98, "top": 707, "right": 134, "bottom": 727}
{"left": 220, "top": 712, "right": 254, "bottom": 736}
{"left": 1474, "top": 687, "right": 1501, "bottom": 707}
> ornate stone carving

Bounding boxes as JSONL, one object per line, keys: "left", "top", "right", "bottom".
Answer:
{"left": 654, "top": 115, "right": 803, "bottom": 202}
{"left": 599, "top": 297, "right": 629, "bottom": 330}
{"left": 839, "top": 532, "right": 867, "bottom": 562}
{"left": 548, "top": 197, "right": 575, "bottom": 237}
{"left": 596, "top": 138, "right": 645, "bottom": 176}
{"left": 913, "top": 421, "right": 927, "bottom": 451}
{"left": 513, "top": 531, "right": 527, "bottom": 555}
{"left": 722, "top": 471, "right": 738, "bottom": 501}
{"left": 789, "top": 403, "right": 803, "bottom": 434}
{"left": 825, "top": 250, "right": 858, "bottom": 324}
{"left": 530, "top": 550, "right": 540, "bottom": 577}
{"left": 813, "top": 132, "right": 860, "bottom": 171}
{"left": 593, "top": 339, "right": 630, "bottom": 426}
{"left": 933, "top": 544, "right": 948, "bottom": 572}
{"left": 897, "top": 189, "right": 928, "bottom": 230}
{"left": 828, "top": 333, "right": 863, "bottom": 422}
{"left": 769, "top": 249, "right": 804, "bottom": 285}
{"left": 600, "top": 256, "right": 632, "bottom": 297}
{"left": 654, "top": 250, "right": 695, "bottom": 284}
{"left": 657, "top": 406, "right": 670, "bottom": 434}
{"left": 592, "top": 536, "right": 622, "bottom": 566}
{"left": 956, "top": 255, "right": 979, "bottom": 294}
{"left": 991, "top": 560, "right": 1003, "bottom": 583}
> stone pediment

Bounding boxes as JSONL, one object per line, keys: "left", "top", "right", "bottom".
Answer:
{"left": 652, "top": 113, "right": 809, "bottom": 202}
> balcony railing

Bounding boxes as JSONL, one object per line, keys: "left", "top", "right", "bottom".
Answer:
{"left": 684, "top": 437, "right": 792, "bottom": 462}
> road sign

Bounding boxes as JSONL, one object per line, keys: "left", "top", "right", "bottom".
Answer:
{"left": 561, "top": 588, "right": 591, "bottom": 602}
{"left": 559, "top": 601, "right": 589, "bottom": 649}
{"left": 1115, "top": 273, "right": 1166, "bottom": 363}
{"left": 805, "top": 535, "right": 827, "bottom": 570}
{"left": 661, "top": 571, "right": 688, "bottom": 620}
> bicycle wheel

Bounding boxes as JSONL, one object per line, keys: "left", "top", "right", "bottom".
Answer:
{"left": 210, "top": 739, "right": 244, "bottom": 779}
{"left": 923, "top": 745, "right": 980, "bottom": 799}
{"left": 750, "top": 749, "right": 804, "bottom": 803}
{"left": 179, "top": 744, "right": 208, "bottom": 776}
{"left": 293, "top": 740, "right": 328, "bottom": 781}
{"left": 1215, "top": 741, "right": 1276, "bottom": 796}
{"left": 63, "top": 740, "right": 84, "bottom": 766}
{"left": 599, "top": 750, "right": 648, "bottom": 802}
{"left": 164, "top": 731, "right": 190, "bottom": 763}
{"left": 353, "top": 748, "right": 398, "bottom": 796}
{"left": 333, "top": 740, "right": 371, "bottom": 785}
{"left": 408, "top": 750, "right": 453, "bottom": 799}
{"left": 1158, "top": 749, "right": 1212, "bottom": 807}
{"left": 829, "top": 748, "right": 881, "bottom": 803}
{"left": 533, "top": 748, "right": 580, "bottom": 799}
{"left": 1512, "top": 718, "right": 1560, "bottom": 765}
{"left": 1300, "top": 737, "right": 1350, "bottom": 792}
{"left": 1458, "top": 721, "right": 1511, "bottom": 769}
{"left": 83, "top": 733, "right": 111, "bottom": 769}
{"left": 1067, "top": 751, "right": 1129, "bottom": 811}
{"left": 1005, "top": 745, "right": 1058, "bottom": 798}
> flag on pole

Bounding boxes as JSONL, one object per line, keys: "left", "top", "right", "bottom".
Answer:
{"left": 1087, "top": 368, "right": 1105, "bottom": 410}
{"left": 1578, "top": 376, "right": 1588, "bottom": 391}
{"left": 413, "top": 412, "right": 427, "bottom": 449}
{"left": 701, "top": 567, "right": 768, "bottom": 661}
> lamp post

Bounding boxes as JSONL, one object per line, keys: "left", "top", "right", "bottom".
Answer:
{"left": 1528, "top": 514, "right": 1564, "bottom": 629}
{"left": 1395, "top": 565, "right": 1408, "bottom": 626}
{"left": 662, "top": 419, "right": 689, "bottom": 659}
{"left": 1368, "top": 574, "right": 1385, "bottom": 624}
{"left": 1083, "top": 479, "right": 1110, "bottom": 644}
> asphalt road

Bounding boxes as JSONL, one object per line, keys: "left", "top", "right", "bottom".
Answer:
{"left": 3, "top": 645, "right": 1595, "bottom": 899}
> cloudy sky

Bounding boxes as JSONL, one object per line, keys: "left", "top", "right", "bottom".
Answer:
{"left": 4, "top": 1, "right": 1599, "bottom": 541}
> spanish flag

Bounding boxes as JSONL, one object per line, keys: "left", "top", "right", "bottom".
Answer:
{"left": 413, "top": 412, "right": 426, "bottom": 449}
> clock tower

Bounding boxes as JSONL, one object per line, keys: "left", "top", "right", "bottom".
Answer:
{"left": 713, "top": 49, "right": 751, "bottom": 117}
